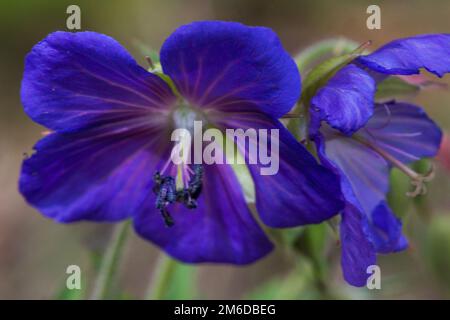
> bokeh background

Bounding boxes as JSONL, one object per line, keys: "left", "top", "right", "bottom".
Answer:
{"left": 1, "top": 0, "right": 450, "bottom": 299}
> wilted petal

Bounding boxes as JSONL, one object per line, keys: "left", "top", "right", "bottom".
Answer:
{"left": 310, "top": 64, "right": 376, "bottom": 136}
{"left": 357, "top": 34, "right": 450, "bottom": 77}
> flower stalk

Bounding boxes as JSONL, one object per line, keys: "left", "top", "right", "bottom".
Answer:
{"left": 146, "top": 254, "right": 177, "bottom": 300}
{"left": 90, "top": 221, "right": 130, "bottom": 300}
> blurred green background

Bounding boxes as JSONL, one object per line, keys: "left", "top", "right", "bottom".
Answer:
{"left": 0, "top": 0, "right": 449, "bottom": 299}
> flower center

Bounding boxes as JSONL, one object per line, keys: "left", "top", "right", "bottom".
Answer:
{"left": 152, "top": 102, "right": 206, "bottom": 227}
{"left": 173, "top": 106, "right": 197, "bottom": 133}
{"left": 152, "top": 165, "right": 203, "bottom": 227}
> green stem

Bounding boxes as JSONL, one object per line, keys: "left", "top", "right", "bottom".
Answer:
{"left": 146, "top": 254, "right": 177, "bottom": 300}
{"left": 90, "top": 221, "right": 130, "bottom": 300}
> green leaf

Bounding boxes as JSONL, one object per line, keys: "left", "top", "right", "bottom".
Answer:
{"left": 424, "top": 214, "right": 450, "bottom": 294}
{"left": 55, "top": 277, "right": 86, "bottom": 300}
{"left": 376, "top": 76, "right": 420, "bottom": 100}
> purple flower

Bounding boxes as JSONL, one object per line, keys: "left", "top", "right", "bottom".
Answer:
{"left": 309, "top": 34, "right": 446, "bottom": 286}
{"left": 20, "top": 21, "right": 343, "bottom": 265}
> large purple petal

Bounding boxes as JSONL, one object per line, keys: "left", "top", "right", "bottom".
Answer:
{"left": 357, "top": 34, "right": 450, "bottom": 77}
{"left": 21, "top": 31, "right": 175, "bottom": 133}
{"left": 340, "top": 204, "right": 377, "bottom": 287}
{"left": 358, "top": 101, "right": 442, "bottom": 164}
{"left": 133, "top": 163, "right": 273, "bottom": 264}
{"left": 317, "top": 125, "right": 389, "bottom": 215}
{"left": 160, "top": 21, "right": 300, "bottom": 118}
{"left": 315, "top": 134, "right": 397, "bottom": 286}
{"left": 310, "top": 64, "right": 376, "bottom": 136}
{"left": 214, "top": 111, "right": 343, "bottom": 227}
{"left": 19, "top": 124, "right": 170, "bottom": 222}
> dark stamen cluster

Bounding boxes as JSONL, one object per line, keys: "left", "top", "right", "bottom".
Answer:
{"left": 153, "top": 165, "right": 204, "bottom": 227}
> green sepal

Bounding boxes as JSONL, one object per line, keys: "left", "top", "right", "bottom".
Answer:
{"left": 387, "top": 168, "right": 412, "bottom": 219}
{"left": 152, "top": 71, "right": 182, "bottom": 99}
{"left": 376, "top": 76, "right": 420, "bottom": 100}
{"left": 295, "top": 38, "right": 361, "bottom": 74}
{"left": 301, "top": 52, "right": 358, "bottom": 104}
{"left": 132, "top": 39, "right": 160, "bottom": 66}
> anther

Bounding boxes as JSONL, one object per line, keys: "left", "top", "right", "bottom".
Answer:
{"left": 152, "top": 171, "right": 162, "bottom": 194}
{"left": 152, "top": 165, "right": 204, "bottom": 226}
{"left": 188, "top": 164, "right": 203, "bottom": 200}
{"left": 176, "top": 189, "right": 198, "bottom": 209}
{"left": 160, "top": 207, "right": 174, "bottom": 227}
{"left": 153, "top": 172, "right": 177, "bottom": 227}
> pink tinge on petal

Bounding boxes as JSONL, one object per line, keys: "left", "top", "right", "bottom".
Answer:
{"left": 397, "top": 74, "right": 448, "bottom": 90}
{"left": 437, "top": 133, "right": 450, "bottom": 172}
{"left": 41, "top": 130, "right": 53, "bottom": 136}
